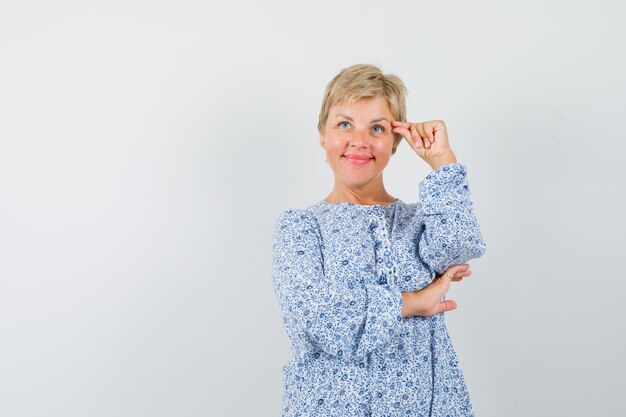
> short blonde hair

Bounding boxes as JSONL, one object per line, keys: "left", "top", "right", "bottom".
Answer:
{"left": 318, "top": 64, "right": 407, "bottom": 148}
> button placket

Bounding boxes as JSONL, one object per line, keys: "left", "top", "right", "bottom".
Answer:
{"left": 369, "top": 207, "right": 398, "bottom": 286}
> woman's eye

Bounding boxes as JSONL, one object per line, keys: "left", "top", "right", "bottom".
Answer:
{"left": 372, "top": 125, "right": 384, "bottom": 133}
{"left": 339, "top": 121, "right": 350, "bottom": 128}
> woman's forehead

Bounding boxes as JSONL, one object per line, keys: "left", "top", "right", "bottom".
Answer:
{"left": 330, "top": 96, "right": 393, "bottom": 119}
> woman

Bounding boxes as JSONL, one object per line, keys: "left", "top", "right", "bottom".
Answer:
{"left": 272, "top": 64, "right": 486, "bottom": 417}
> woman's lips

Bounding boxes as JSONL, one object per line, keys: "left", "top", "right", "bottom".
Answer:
{"left": 343, "top": 155, "right": 373, "bottom": 165}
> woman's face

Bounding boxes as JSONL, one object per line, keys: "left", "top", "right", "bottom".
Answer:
{"left": 319, "top": 96, "right": 396, "bottom": 189}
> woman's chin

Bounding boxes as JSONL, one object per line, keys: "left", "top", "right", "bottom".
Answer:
{"left": 333, "top": 176, "right": 376, "bottom": 189}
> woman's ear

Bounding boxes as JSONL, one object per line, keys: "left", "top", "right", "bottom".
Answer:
{"left": 319, "top": 129, "right": 326, "bottom": 149}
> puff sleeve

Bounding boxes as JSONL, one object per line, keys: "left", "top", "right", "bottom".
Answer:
{"left": 272, "top": 210, "right": 403, "bottom": 363}
{"left": 417, "top": 162, "right": 487, "bottom": 274}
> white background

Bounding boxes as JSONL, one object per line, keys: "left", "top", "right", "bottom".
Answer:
{"left": 1, "top": 0, "right": 625, "bottom": 416}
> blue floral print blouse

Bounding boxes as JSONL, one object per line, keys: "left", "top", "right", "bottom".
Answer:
{"left": 272, "top": 162, "right": 486, "bottom": 417}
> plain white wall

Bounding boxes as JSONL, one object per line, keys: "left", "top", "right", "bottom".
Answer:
{"left": 1, "top": 0, "right": 625, "bottom": 416}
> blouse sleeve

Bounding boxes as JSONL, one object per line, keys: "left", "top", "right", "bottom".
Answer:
{"left": 417, "top": 162, "right": 487, "bottom": 275}
{"left": 272, "top": 210, "right": 403, "bottom": 363}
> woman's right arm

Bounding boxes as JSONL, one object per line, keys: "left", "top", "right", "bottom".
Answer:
{"left": 272, "top": 210, "right": 404, "bottom": 363}
{"left": 400, "top": 263, "right": 472, "bottom": 317}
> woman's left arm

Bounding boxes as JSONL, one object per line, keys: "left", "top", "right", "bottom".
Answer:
{"left": 417, "top": 162, "right": 486, "bottom": 274}
{"left": 392, "top": 120, "right": 486, "bottom": 275}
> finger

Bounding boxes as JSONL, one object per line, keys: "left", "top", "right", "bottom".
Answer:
{"left": 423, "top": 123, "right": 435, "bottom": 144}
{"left": 414, "top": 124, "right": 429, "bottom": 148}
{"left": 447, "top": 263, "right": 470, "bottom": 273}
{"left": 434, "top": 274, "right": 452, "bottom": 298}
{"left": 392, "top": 126, "right": 419, "bottom": 149}
{"left": 451, "top": 270, "right": 471, "bottom": 281}
{"left": 452, "top": 267, "right": 473, "bottom": 282}
{"left": 451, "top": 273, "right": 470, "bottom": 282}
{"left": 453, "top": 267, "right": 472, "bottom": 277}
{"left": 410, "top": 124, "right": 426, "bottom": 150}
{"left": 444, "top": 264, "right": 470, "bottom": 281}
{"left": 436, "top": 299, "right": 457, "bottom": 314}
{"left": 397, "top": 126, "right": 423, "bottom": 151}
{"left": 391, "top": 120, "right": 412, "bottom": 128}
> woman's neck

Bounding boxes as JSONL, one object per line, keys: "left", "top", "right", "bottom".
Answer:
{"left": 324, "top": 181, "right": 396, "bottom": 206}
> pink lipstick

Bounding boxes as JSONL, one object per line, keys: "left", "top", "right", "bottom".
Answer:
{"left": 343, "top": 155, "right": 373, "bottom": 165}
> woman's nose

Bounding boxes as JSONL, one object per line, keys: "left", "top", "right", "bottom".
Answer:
{"left": 349, "top": 128, "right": 368, "bottom": 147}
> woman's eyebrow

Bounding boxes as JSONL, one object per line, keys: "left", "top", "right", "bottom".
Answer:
{"left": 334, "top": 114, "right": 389, "bottom": 123}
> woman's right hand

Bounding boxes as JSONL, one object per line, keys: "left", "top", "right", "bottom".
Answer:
{"left": 401, "top": 264, "right": 472, "bottom": 317}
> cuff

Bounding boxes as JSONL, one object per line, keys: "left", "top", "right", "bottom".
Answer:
{"left": 418, "top": 163, "right": 469, "bottom": 215}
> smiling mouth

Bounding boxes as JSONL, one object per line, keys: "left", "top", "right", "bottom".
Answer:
{"left": 342, "top": 155, "right": 374, "bottom": 165}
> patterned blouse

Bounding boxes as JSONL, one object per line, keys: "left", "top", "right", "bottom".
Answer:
{"left": 272, "top": 162, "right": 486, "bottom": 416}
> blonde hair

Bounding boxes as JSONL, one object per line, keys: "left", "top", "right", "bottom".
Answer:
{"left": 318, "top": 64, "right": 407, "bottom": 148}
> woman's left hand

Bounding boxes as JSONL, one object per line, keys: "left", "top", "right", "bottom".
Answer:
{"left": 391, "top": 120, "right": 457, "bottom": 170}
